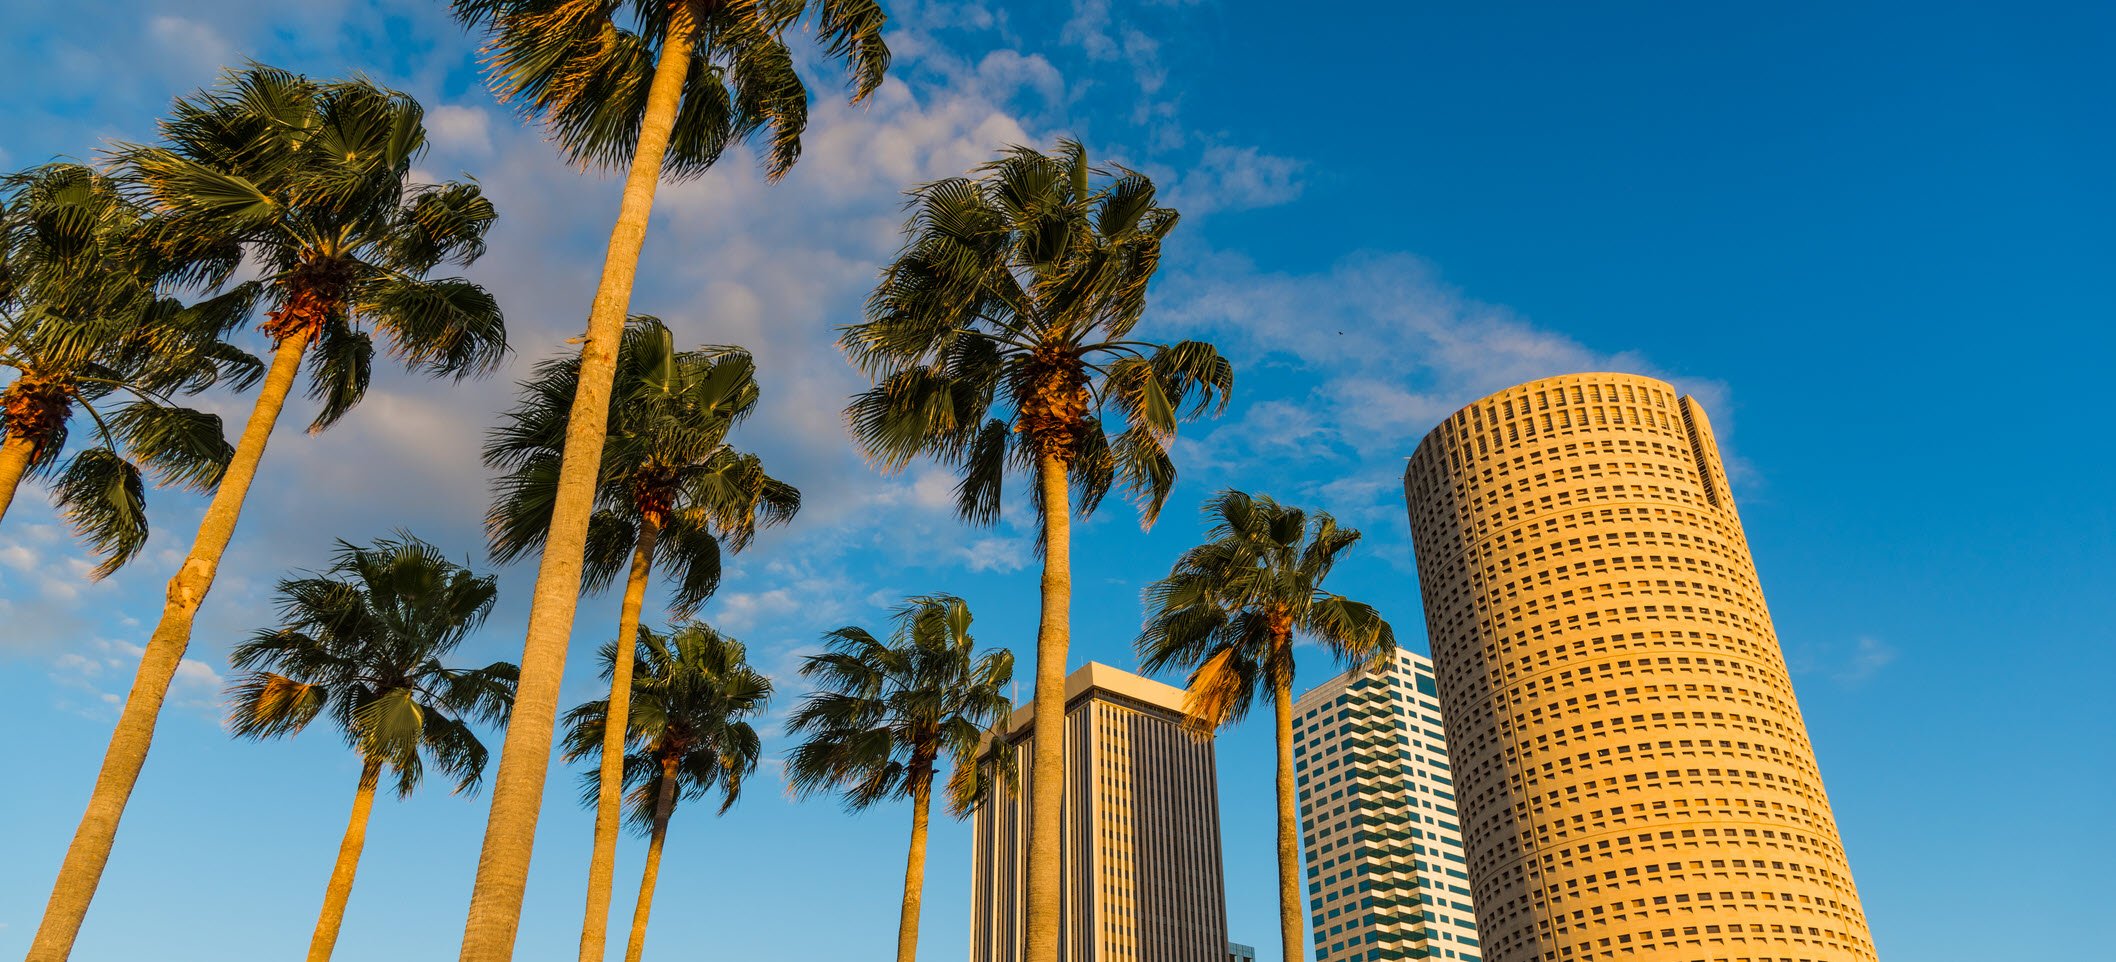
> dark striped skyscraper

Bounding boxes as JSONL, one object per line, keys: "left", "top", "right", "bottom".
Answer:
{"left": 970, "top": 663, "right": 1230, "bottom": 962}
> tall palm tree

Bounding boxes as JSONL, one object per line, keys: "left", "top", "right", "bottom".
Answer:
{"left": 0, "top": 161, "right": 259, "bottom": 574}
{"left": 484, "top": 315, "right": 796, "bottom": 958}
{"left": 784, "top": 594, "right": 1014, "bottom": 962}
{"left": 29, "top": 67, "right": 508, "bottom": 962}
{"left": 560, "top": 623, "right": 769, "bottom": 962}
{"left": 839, "top": 140, "right": 1232, "bottom": 962}
{"left": 224, "top": 534, "right": 518, "bottom": 962}
{"left": 1133, "top": 490, "right": 1396, "bottom": 962}
{"left": 444, "top": 5, "right": 885, "bottom": 952}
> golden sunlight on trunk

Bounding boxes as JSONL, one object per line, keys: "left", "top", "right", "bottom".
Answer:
{"left": 0, "top": 432, "right": 38, "bottom": 526}
{"left": 895, "top": 772, "right": 934, "bottom": 962}
{"left": 577, "top": 519, "right": 660, "bottom": 962}
{"left": 622, "top": 760, "right": 681, "bottom": 962}
{"left": 308, "top": 758, "right": 385, "bottom": 962}
{"left": 457, "top": 10, "right": 698, "bottom": 960}
{"left": 1272, "top": 676, "right": 1302, "bottom": 962}
{"left": 1022, "top": 450, "right": 1071, "bottom": 962}
{"left": 28, "top": 332, "right": 308, "bottom": 961}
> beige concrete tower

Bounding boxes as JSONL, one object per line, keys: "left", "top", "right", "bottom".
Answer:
{"left": 1403, "top": 373, "right": 1874, "bottom": 962}
{"left": 970, "top": 663, "right": 1230, "bottom": 962}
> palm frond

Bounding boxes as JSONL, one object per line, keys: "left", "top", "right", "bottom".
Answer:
{"left": 51, "top": 447, "right": 148, "bottom": 578}
{"left": 222, "top": 533, "right": 517, "bottom": 802}
{"left": 1135, "top": 489, "right": 1396, "bottom": 733}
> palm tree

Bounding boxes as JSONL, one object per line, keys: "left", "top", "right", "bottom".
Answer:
{"left": 484, "top": 315, "right": 796, "bottom": 957}
{"left": 224, "top": 534, "right": 518, "bottom": 962}
{"left": 784, "top": 594, "right": 1014, "bottom": 962}
{"left": 29, "top": 67, "right": 507, "bottom": 961}
{"left": 1133, "top": 490, "right": 1396, "bottom": 962}
{"left": 0, "top": 161, "right": 259, "bottom": 574}
{"left": 561, "top": 623, "right": 770, "bottom": 962}
{"left": 838, "top": 140, "right": 1232, "bottom": 962}
{"left": 443, "top": 4, "right": 886, "bottom": 951}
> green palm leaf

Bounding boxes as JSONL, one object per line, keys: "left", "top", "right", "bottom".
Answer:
{"left": 224, "top": 533, "right": 517, "bottom": 800}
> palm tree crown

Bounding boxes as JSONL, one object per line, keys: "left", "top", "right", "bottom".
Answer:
{"left": 1136, "top": 489, "right": 1396, "bottom": 731}
{"left": 842, "top": 140, "right": 1230, "bottom": 962}
{"left": 785, "top": 593, "right": 1013, "bottom": 962}
{"left": 786, "top": 594, "right": 1014, "bottom": 815}
{"left": 454, "top": 0, "right": 890, "bottom": 180}
{"left": 226, "top": 533, "right": 519, "bottom": 797}
{"left": 24, "top": 70, "right": 511, "bottom": 962}
{"left": 0, "top": 162, "right": 259, "bottom": 573}
{"left": 117, "top": 65, "right": 509, "bottom": 430}
{"left": 484, "top": 315, "right": 798, "bottom": 615}
{"left": 840, "top": 139, "right": 1233, "bottom": 527}
{"left": 562, "top": 622, "right": 772, "bottom": 821}
{"left": 1134, "top": 489, "right": 1394, "bottom": 962}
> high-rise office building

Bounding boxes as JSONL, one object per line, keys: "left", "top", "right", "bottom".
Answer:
{"left": 1295, "top": 647, "right": 1483, "bottom": 962}
{"left": 970, "top": 662, "right": 1230, "bottom": 962}
{"left": 1403, "top": 373, "right": 1875, "bottom": 962}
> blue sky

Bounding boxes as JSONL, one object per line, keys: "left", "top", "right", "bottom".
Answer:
{"left": 2, "top": 1, "right": 2111, "bottom": 960}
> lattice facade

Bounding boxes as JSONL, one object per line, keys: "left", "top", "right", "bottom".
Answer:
{"left": 1295, "top": 647, "right": 1483, "bottom": 962}
{"left": 1402, "top": 373, "right": 1875, "bottom": 962}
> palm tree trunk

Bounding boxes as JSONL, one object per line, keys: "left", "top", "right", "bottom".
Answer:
{"left": 28, "top": 333, "right": 307, "bottom": 962}
{"left": 1273, "top": 677, "right": 1302, "bottom": 962}
{"left": 622, "top": 760, "right": 680, "bottom": 962}
{"left": 458, "top": 11, "right": 697, "bottom": 961}
{"left": 577, "top": 519, "right": 659, "bottom": 962}
{"left": 1023, "top": 450, "right": 1070, "bottom": 962}
{"left": 895, "top": 772, "right": 934, "bottom": 962}
{"left": 0, "top": 432, "right": 36, "bottom": 527}
{"left": 308, "top": 757, "right": 384, "bottom": 962}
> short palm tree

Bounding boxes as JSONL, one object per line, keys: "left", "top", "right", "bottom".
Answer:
{"left": 839, "top": 139, "right": 1232, "bottom": 962}
{"left": 484, "top": 315, "right": 796, "bottom": 955}
{"left": 443, "top": 4, "right": 887, "bottom": 950}
{"left": 1134, "top": 490, "right": 1396, "bottom": 962}
{"left": 29, "top": 67, "right": 507, "bottom": 961}
{"left": 561, "top": 623, "right": 770, "bottom": 962}
{"left": 225, "top": 534, "right": 518, "bottom": 962}
{"left": 784, "top": 594, "right": 1014, "bottom": 962}
{"left": 0, "top": 161, "right": 259, "bottom": 574}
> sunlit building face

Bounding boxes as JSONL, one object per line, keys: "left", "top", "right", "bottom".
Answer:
{"left": 1404, "top": 373, "right": 1876, "bottom": 962}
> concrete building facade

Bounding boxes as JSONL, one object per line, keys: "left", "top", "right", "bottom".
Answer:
{"left": 1403, "top": 373, "right": 1875, "bottom": 962}
{"left": 970, "top": 663, "right": 1230, "bottom": 962}
{"left": 1295, "top": 647, "right": 1483, "bottom": 962}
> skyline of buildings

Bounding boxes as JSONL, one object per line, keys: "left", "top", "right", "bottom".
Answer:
{"left": 969, "top": 663, "right": 1232, "bottom": 962}
{"left": 1404, "top": 373, "right": 1876, "bottom": 961}
{"left": 1294, "top": 647, "right": 1483, "bottom": 962}
{"left": 965, "top": 371, "right": 1877, "bottom": 962}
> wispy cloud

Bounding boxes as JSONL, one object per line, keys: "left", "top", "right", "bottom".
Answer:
{"left": 1157, "top": 251, "right": 1686, "bottom": 531}
{"left": 1833, "top": 636, "right": 1899, "bottom": 686}
{"left": 1173, "top": 144, "right": 1306, "bottom": 214}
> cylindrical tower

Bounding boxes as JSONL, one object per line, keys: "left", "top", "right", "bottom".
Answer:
{"left": 1403, "top": 373, "right": 1875, "bottom": 962}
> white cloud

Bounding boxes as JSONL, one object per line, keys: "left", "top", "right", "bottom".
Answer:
{"left": 146, "top": 16, "right": 238, "bottom": 83}
{"left": 1061, "top": 0, "right": 1122, "bottom": 61}
{"left": 1176, "top": 144, "right": 1306, "bottom": 213}
{"left": 1834, "top": 636, "right": 1898, "bottom": 686}
{"left": 427, "top": 104, "right": 496, "bottom": 157}
{"left": 1156, "top": 249, "right": 1725, "bottom": 541}
{"left": 41, "top": 637, "right": 226, "bottom": 719}
{"left": 958, "top": 537, "right": 1030, "bottom": 573}
{"left": 0, "top": 542, "right": 35, "bottom": 572}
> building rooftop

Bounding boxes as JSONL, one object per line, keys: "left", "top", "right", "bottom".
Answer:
{"left": 986, "top": 662, "right": 1193, "bottom": 753}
